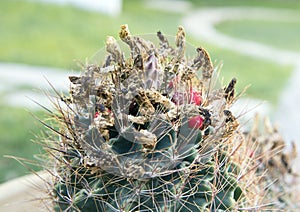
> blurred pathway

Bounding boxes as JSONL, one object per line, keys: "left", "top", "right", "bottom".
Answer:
{"left": 183, "top": 7, "right": 300, "bottom": 145}
{"left": 0, "top": 63, "right": 77, "bottom": 109}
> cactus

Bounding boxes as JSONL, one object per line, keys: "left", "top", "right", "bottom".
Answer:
{"left": 39, "top": 25, "right": 290, "bottom": 211}
{"left": 244, "top": 115, "right": 300, "bottom": 210}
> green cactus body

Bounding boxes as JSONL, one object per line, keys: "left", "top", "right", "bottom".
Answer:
{"left": 42, "top": 25, "right": 270, "bottom": 211}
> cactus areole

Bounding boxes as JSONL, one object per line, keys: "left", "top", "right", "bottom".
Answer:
{"left": 43, "top": 25, "right": 268, "bottom": 211}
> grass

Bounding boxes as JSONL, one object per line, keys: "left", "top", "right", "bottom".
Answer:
{"left": 0, "top": 0, "right": 183, "bottom": 69}
{"left": 204, "top": 43, "right": 292, "bottom": 102}
{"left": 0, "top": 0, "right": 296, "bottom": 183}
{"left": 216, "top": 20, "right": 300, "bottom": 52}
{"left": 188, "top": 0, "right": 300, "bottom": 9}
{"left": 0, "top": 106, "right": 44, "bottom": 183}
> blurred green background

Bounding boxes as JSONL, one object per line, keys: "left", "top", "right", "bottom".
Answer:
{"left": 0, "top": 0, "right": 299, "bottom": 183}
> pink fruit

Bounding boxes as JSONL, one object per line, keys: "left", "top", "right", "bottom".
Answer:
{"left": 188, "top": 115, "right": 204, "bottom": 129}
{"left": 94, "top": 111, "right": 100, "bottom": 118}
{"left": 172, "top": 90, "right": 202, "bottom": 106}
{"left": 190, "top": 90, "right": 202, "bottom": 106}
{"left": 169, "top": 76, "right": 202, "bottom": 106}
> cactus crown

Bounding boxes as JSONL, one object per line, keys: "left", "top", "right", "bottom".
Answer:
{"left": 38, "top": 25, "right": 298, "bottom": 211}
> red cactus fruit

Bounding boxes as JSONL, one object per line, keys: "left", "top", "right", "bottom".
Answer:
{"left": 188, "top": 115, "right": 204, "bottom": 129}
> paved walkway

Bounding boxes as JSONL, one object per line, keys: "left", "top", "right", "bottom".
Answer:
{"left": 0, "top": 63, "right": 77, "bottom": 109}
{"left": 33, "top": 0, "right": 122, "bottom": 16}
{"left": 183, "top": 7, "right": 300, "bottom": 147}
